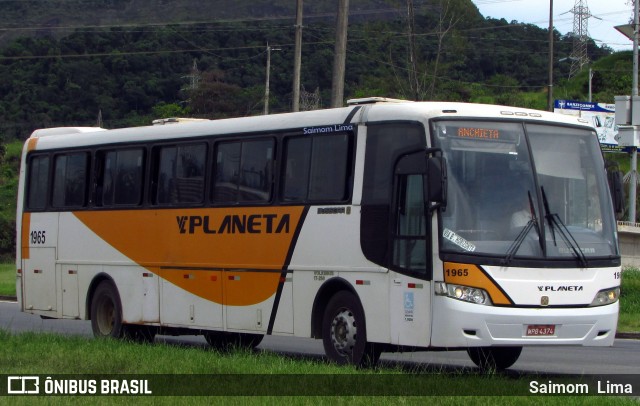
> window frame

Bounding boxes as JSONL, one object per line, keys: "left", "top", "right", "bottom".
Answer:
{"left": 211, "top": 136, "right": 277, "bottom": 206}
{"left": 21, "top": 125, "right": 359, "bottom": 212}
{"left": 150, "top": 141, "right": 208, "bottom": 207}
{"left": 279, "top": 131, "right": 355, "bottom": 205}
{"left": 50, "top": 151, "right": 90, "bottom": 210}
{"left": 25, "top": 153, "right": 51, "bottom": 212}
{"left": 94, "top": 147, "right": 146, "bottom": 208}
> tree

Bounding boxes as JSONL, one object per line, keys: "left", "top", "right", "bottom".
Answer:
{"left": 426, "top": 0, "right": 460, "bottom": 99}
{"left": 186, "top": 70, "right": 246, "bottom": 118}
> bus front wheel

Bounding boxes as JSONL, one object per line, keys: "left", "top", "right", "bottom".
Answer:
{"left": 90, "top": 280, "right": 125, "bottom": 339}
{"left": 467, "top": 346, "right": 522, "bottom": 371}
{"left": 322, "top": 291, "right": 380, "bottom": 367}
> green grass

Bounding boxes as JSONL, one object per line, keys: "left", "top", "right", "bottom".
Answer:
{"left": 0, "top": 262, "right": 15, "bottom": 296}
{"left": 619, "top": 268, "right": 640, "bottom": 333}
{"left": 0, "top": 330, "right": 636, "bottom": 404}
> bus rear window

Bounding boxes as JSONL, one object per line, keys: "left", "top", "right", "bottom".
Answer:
{"left": 26, "top": 155, "right": 50, "bottom": 210}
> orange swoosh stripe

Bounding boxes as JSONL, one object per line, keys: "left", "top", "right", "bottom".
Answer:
{"left": 444, "top": 262, "right": 512, "bottom": 305}
{"left": 74, "top": 206, "right": 304, "bottom": 305}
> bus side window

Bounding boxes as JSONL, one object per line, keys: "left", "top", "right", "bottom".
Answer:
{"left": 155, "top": 143, "right": 206, "bottom": 205}
{"left": 213, "top": 139, "right": 274, "bottom": 204}
{"left": 309, "top": 134, "right": 350, "bottom": 201}
{"left": 26, "top": 155, "right": 50, "bottom": 211}
{"left": 282, "top": 138, "right": 310, "bottom": 202}
{"left": 281, "top": 133, "right": 352, "bottom": 203}
{"left": 51, "top": 152, "right": 89, "bottom": 209}
{"left": 98, "top": 149, "right": 145, "bottom": 207}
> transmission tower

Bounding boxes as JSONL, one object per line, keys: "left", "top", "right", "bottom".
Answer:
{"left": 568, "top": 0, "right": 593, "bottom": 77}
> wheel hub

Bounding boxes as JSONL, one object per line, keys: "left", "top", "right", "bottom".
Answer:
{"left": 330, "top": 308, "right": 357, "bottom": 356}
{"left": 97, "top": 297, "right": 115, "bottom": 335}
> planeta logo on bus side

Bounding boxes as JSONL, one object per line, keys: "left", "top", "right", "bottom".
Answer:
{"left": 176, "top": 214, "right": 291, "bottom": 235}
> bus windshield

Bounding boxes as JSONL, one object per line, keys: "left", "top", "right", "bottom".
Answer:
{"left": 432, "top": 120, "right": 618, "bottom": 264}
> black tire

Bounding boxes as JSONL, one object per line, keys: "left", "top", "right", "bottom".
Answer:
{"left": 467, "top": 346, "right": 522, "bottom": 371}
{"left": 90, "top": 280, "right": 125, "bottom": 339}
{"left": 322, "top": 291, "right": 381, "bottom": 367}
{"left": 204, "top": 331, "right": 264, "bottom": 351}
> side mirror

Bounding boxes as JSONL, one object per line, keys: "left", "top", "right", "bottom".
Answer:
{"left": 394, "top": 150, "right": 447, "bottom": 211}
{"left": 427, "top": 156, "right": 447, "bottom": 209}
{"left": 607, "top": 168, "right": 624, "bottom": 215}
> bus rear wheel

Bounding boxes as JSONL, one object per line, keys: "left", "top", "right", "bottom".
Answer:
{"left": 322, "top": 291, "right": 380, "bottom": 367}
{"left": 467, "top": 346, "right": 522, "bottom": 371}
{"left": 90, "top": 280, "right": 125, "bottom": 339}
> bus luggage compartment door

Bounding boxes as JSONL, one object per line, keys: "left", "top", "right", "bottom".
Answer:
{"left": 23, "top": 247, "right": 57, "bottom": 313}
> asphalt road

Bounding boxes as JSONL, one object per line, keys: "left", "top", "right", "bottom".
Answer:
{"left": 1, "top": 300, "right": 638, "bottom": 375}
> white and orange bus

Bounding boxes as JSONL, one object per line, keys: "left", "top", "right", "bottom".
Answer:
{"left": 16, "top": 98, "right": 621, "bottom": 369}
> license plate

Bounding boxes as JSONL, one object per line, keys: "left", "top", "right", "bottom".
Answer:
{"left": 526, "top": 324, "right": 556, "bottom": 336}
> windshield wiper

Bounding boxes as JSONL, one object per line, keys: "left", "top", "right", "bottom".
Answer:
{"left": 503, "top": 191, "right": 541, "bottom": 265}
{"left": 541, "top": 186, "right": 588, "bottom": 268}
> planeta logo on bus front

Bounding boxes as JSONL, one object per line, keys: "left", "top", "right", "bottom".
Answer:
{"left": 176, "top": 214, "right": 291, "bottom": 235}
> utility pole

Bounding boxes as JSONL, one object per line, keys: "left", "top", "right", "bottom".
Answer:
{"left": 292, "top": 0, "right": 303, "bottom": 112}
{"left": 588, "top": 68, "right": 594, "bottom": 102}
{"left": 331, "top": 0, "right": 349, "bottom": 108}
{"left": 614, "top": 1, "right": 639, "bottom": 222}
{"left": 547, "top": 0, "right": 554, "bottom": 111}
{"left": 630, "top": 0, "right": 639, "bottom": 223}
{"left": 264, "top": 43, "right": 281, "bottom": 115}
{"left": 407, "top": 0, "right": 420, "bottom": 100}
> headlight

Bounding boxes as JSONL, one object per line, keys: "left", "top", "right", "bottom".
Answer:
{"left": 589, "top": 287, "right": 620, "bottom": 307}
{"left": 435, "top": 282, "right": 492, "bottom": 305}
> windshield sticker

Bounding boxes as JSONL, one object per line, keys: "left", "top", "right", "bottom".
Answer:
{"left": 443, "top": 228, "right": 476, "bottom": 252}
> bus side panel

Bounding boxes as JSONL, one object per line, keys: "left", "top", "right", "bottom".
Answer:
{"left": 57, "top": 213, "right": 161, "bottom": 324}
{"left": 288, "top": 207, "right": 391, "bottom": 343}
{"left": 21, "top": 212, "right": 58, "bottom": 316}
{"left": 159, "top": 268, "right": 222, "bottom": 329}
{"left": 224, "top": 270, "right": 281, "bottom": 333}
{"left": 102, "top": 265, "right": 160, "bottom": 324}
{"left": 388, "top": 272, "right": 431, "bottom": 347}
{"left": 271, "top": 276, "right": 294, "bottom": 334}
{"left": 59, "top": 263, "right": 79, "bottom": 318}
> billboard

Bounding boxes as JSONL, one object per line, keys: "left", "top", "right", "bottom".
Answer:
{"left": 554, "top": 100, "right": 621, "bottom": 152}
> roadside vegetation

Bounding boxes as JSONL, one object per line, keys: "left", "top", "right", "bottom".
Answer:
{"left": 0, "top": 330, "right": 637, "bottom": 404}
{"left": 0, "top": 139, "right": 21, "bottom": 263}
{"left": 618, "top": 267, "right": 640, "bottom": 332}
{"left": 0, "top": 263, "right": 15, "bottom": 296}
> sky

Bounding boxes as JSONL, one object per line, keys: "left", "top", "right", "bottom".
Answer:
{"left": 472, "top": 0, "right": 634, "bottom": 51}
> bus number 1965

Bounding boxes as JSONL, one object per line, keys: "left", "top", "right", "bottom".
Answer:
{"left": 445, "top": 268, "right": 468, "bottom": 277}
{"left": 30, "top": 230, "right": 46, "bottom": 245}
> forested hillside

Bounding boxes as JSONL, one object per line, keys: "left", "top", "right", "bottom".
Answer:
{"left": 0, "top": 0, "right": 613, "bottom": 140}
{"left": 0, "top": 0, "right": 630, "bottom": 261}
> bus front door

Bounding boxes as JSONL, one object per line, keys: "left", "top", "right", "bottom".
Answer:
{"left": 389, "top": 172, "right": 432, "bottom": 347}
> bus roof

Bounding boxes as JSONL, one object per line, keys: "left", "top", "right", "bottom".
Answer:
{"left": 26, "top": 101, "right": 594, "bottom": 151}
